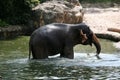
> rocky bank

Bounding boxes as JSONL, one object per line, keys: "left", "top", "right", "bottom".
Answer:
{"left": 83, "top": 7, "right": 120, "bottom": 49}
{"left": 32, "top": 0, "right": 83, "bottom": 27}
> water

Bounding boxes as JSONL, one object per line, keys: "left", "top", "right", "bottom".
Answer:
{"left": 0, "top": 36, "right": 120, "bottom": 80}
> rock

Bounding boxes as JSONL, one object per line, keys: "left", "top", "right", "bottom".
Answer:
{"left": 66, "top": 0, "right": 81, "bottom": 6}
{"left": 0, "top": 25, "right": 22, "bottom": 39}
{"left": 32, "top": 0, "right": 84, "bottom": 28}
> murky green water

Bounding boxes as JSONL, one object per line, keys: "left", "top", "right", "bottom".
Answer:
{"left": 0, "top": 36, "right": 120, "bottom": 80}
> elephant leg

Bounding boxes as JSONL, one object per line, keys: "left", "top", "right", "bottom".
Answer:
{"left": 32, "top": 46, "right": 48, "bottom": 59}
{"left": 60, "top": 50, "right": 65, "bottom": 58}
{"left": 64, "top": 46, "right": 74, "bottom": 59}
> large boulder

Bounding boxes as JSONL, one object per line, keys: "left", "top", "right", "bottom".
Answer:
{"left": 32, "top": 0, "right": 84, "bottom": 28}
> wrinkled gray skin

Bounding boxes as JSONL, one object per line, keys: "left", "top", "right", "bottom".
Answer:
{"left": 29, "top": 23, "right": 101, "bottom": 59}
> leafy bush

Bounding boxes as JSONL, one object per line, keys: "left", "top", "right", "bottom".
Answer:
{"left": 0, "top": 19, "right": 9, "bottom": 27}
{"left": 0, "top": 0, "right": 40, "bottom": 25}
{"left": 39, "top": 0, "right": 47, "bottom": 3}
{"left": 26, "top": 0, "right": 40, "bottom": 8}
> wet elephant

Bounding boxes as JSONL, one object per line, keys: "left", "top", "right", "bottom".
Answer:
{"left": 29, "top": 23, "right": 101, "bottom": 59}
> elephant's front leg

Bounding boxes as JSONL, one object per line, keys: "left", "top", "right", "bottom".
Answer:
{"left": 64, "top": 45, "right": 74, "bottom": 59}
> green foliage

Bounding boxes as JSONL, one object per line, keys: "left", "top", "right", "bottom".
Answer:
{"left": 0, "top": 19, "right": 9, "bottom": 27}
{"left": 26, "top": 0, "right": 40, "bottom": 8}
{"left": 39, "top": 0, "right": 47, "bottom": 3}
{"left": 0, "top": 0, "right": 40, "bottom": 25}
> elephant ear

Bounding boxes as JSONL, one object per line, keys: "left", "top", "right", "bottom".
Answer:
{"left": 80, "top": 30, "right": 88, "bottom": 43}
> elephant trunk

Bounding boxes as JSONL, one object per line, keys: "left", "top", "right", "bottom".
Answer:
{"left": 92, "top": 34, "right": 101, "bottom": 56}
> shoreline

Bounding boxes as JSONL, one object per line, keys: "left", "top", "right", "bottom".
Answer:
{"left": 83, "top": 7, "right": 120, "bottom": 49}
{"left": 83, "top": 7, "right": 120, "bottom": 42}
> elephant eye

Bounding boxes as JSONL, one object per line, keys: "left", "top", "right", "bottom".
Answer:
{"left": 88, "top": 33, "right": 93, "bottom": 39}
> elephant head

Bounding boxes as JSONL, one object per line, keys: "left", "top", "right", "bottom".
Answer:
{"left": 80, "top": 28, "right": 101, "bottom": 57}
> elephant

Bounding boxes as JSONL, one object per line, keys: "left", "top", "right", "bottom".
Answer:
{"left": 29, "top": 23, "right": 101, "bottom": 59}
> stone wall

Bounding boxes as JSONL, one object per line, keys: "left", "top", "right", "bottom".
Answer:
{"left": 0, "top": 26, "right": 22, "bottom": 39}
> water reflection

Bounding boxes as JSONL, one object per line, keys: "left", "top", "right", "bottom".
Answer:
{"left": 0, "top": 36, "right": 120, "bottom": 79}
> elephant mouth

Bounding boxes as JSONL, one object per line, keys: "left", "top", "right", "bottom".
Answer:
{"left": 81, "top": 41, "right": 90, "bottom": 45}
{"left": 81, "top": 33, "right": 101, "bottom": 56}
{"left": 81, "top": 35, "right": 92, "bottom": 45}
